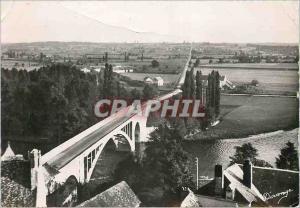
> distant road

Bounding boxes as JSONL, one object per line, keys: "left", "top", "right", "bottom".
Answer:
{"left": 221, "top": 93, "right": 298, "bottom": 98}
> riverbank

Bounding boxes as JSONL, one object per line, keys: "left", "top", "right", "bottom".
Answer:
{"left": 188, "top": 94, "right": 298, "bottom": 140}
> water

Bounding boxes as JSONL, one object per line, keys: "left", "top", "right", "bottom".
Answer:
{"left": 183, "top": 128, "right": 298, "bottom": 179}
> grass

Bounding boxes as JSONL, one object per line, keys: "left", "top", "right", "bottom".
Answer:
{"left": 195, "top": 67, "right": 298, "bottom": 94}
{"left": 192, "top": 95, "right": 299, "bottom": 140}
{"left": 125, "top": 58, "right": 187, "bottom": 74}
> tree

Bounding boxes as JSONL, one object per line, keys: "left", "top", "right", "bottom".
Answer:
{"left": 130, "top": 88, "right": 141, "bottom": 100}
{"left": 276, "top": 141, "right": 299, "bottom": 171}
{"left": 189, "top": 67, "right": 195, "bottom": 98}
{"left": 113, "top": 123, "right": 193, "bottom": 206}
{"left": 182, "top": 71, "right": 189, "bottom": 98}
{"left": 229, "top": 143, "right": 272, "bottom": 167}
{"left": 215, "top": 71, "right": 220, "bottom": 117}
{"left": 141, "top": 124, "right": 194, "bottom": 205}
{"left": 2, "top": 63, "right": 132, "bottom": 154}
{"left": 194, "top": 58, "right": 200, "bottom": 67}
{"left": 143, "top": 84, "right": 158, "bottom": 100}
{"left": 151, "top": 60, "right": 159, "bottom": 68}
{"left": 251, "top": 79, "right": 259, "bottom": 86}
{"left": 104, "top": 52, "right": 108, "bottom": 62}
{"left": 195, "top": 71, "right": 202, "bottom": 100}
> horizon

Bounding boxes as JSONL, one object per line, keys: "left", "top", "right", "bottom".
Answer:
{"left": 2, "top": 41, "right": 299, "bottom": 45}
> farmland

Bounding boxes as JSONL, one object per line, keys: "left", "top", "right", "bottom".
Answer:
{"left": 199, "top": 63, "right": 298, "bottom": 70}
{"left": 195, "top": 65, "right": 299, "bottom": 94}
{"left": 191, "top": 95, "right": 299, "bottom": 140}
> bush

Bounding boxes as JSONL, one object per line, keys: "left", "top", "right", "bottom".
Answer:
{"left": 151, "top": 60, "right": 159, "bottom": 68}
{"left": 251, "top": 79, "right": 259, "bottom": 86}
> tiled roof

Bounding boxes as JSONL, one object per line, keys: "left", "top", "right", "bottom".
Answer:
{"left": 78, "top": 181, "right": 141, "bottom": 207}
{"left": 252, "top": 166, "right": 299, "bottom": 207}
{"left": 223, "top": 164, "right": 266, "bottom": 205}
{"left": 1, "top": 177, "right": 35, "bottom": 207}
{"left": 195, "top": 194, "right": 238, "bottom": 207}
{"left": 180, "top": 189, "right": 200, "bottom": 207}
{"left": 154, "top": 76, "right": 163, "bottom": 81}
{"left": 225, "top": 164, "right": 299, "bottom": 207}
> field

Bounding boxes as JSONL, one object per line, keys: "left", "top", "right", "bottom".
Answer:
{"left": 122, "top": 57, "right": 188, "bottom": 74}
{"left": 192, "top": 95, "right": 299, "bottom": 140}
{"left": 199, "top": 63, "right": 298, "bottom": 70}
{"left": 195, "top": 66, "right": 299, "bottom": 94}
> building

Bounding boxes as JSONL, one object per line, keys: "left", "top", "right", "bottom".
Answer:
{"left": 219, "top": 75, "right": 235, "bottom": 89}
{"left": 199, "top": 74, "right": 235, "bottom": 90}
{"left": 80, "top": 68, "right": 91, "bottom": 73}
{"left": 144, "top": 77, "right": 154, "bottom": 84}
{"left": 197, "top": 161, "right": 299, "bottom": 207}
{"left": 144, "top": 76, "right": 164, "bottom": 86}
{"left": 113, "top": 65, "right": 133, "bottom": 74}
{"left": 153, "top": 76, "right": 164, "bottom": 86}
{"left": 78, "top": 181, "right": 141, "bottom": 207}
{"left": 180, "top": 187, "right": 237, "bottom": 207}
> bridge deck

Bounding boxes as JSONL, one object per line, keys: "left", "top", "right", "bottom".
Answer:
{"left": 46, "top": 115, "right": 130, "bottom": 170}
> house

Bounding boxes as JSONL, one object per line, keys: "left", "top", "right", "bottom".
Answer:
{"left": 180, "top": 187, "right": 237, "bottom": 207}
{"left": 80, "top": 68, "right": 91, "bottom": 73}
{"left": 113, "top": 66, "right": 133, "bottom": 74}
{"left": 199, "top": 74, "right": 235, "bottom": 90}
{"left": 144, "top": 77, "right": 154, "bottom": 84}
{"left": 78, "top": 181, "right": 141, "bottom": 207}
{"left": 220, "top": 75, "right": 235, "bottom": 89}
{"left": 197, "top": 161, "right": 299, "bottom": 207}
{"left": 153, "top": 76, "right": 164, "bottom": 86}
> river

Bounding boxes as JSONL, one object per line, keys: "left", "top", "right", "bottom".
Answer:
{"left": 183, "top": 128, "right": 298, "bottom": 180}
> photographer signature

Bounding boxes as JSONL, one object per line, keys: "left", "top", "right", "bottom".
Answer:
{"left": 263, "top": 189, "right": 293, "bottom": 204}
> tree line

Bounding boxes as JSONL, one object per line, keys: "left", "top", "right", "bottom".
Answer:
{"left": 230, "top": 142, "right": 298, "bottom": 171}
{"left": 1, "top": 63, "right": 158, "bottom": 154}
{"left": 181, "top": 66, "right": 221, "bottom": 128}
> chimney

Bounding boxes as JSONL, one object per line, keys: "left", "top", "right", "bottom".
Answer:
{"left": 243, "top": 159, "right": 252, "bottom": 189}
{"left": 214, "top": 164, "right": 223, "bottom": 196}
{"left": 29, "top": 149, "right": 41, "bottom": 190}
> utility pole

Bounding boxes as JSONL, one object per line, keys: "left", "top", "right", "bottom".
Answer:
{"left": 195, "top": 157, "right": 199, "bottom": 190}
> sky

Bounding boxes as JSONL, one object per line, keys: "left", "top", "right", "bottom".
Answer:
{"left": 1, "top": 1, "right": 299, "bottom": 43}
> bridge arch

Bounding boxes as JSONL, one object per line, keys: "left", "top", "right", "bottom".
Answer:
{"left": 83, "top": 129, "right": 135, "bottom": 182}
